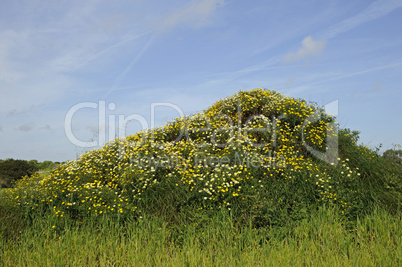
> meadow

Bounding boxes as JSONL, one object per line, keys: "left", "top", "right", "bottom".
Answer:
{"left": 1, "top": 89, "right": 401, "bottom": 266}
{"left": 0, "top": 205, "right": 401, "bottom": 266}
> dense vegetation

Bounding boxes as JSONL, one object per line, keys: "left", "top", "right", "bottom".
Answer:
{"left": 0, "top": 159, "right": 38, "bottom": 188}
{"left": 27, "top": 160, "right": 61, "bottom": 172}
{"left": 1, "top": 88, "right": 401, "bottom": 265}
{"left": 383, "top": 146, "right": 402, "bottom": 165}
{"left": 0, "top": 159, "right": 60, "bottom": 188}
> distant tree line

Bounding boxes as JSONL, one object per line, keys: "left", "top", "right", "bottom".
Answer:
{"left": 0, "top": 159, "right": 38, "bottom": 188}
{"left": 0, "top": 159, "right": 62, "bottom": 188}
{"left": 27, "top": 160, "right": 62, "bottom": 171}
{"left": 383, "top": 148, "right": 402, "bottom": 165}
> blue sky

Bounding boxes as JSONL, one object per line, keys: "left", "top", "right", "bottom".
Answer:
{"left": 1, "top": 0, "right": 401, "bottom": 162}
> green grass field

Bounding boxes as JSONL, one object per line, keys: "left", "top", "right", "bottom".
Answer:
{"left": 1, "top": 206, "right": 401, "bottom": 266}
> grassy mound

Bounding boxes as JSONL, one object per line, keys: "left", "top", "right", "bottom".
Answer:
{"left": 3, "top": 88, "right": 401, "bottom": 228}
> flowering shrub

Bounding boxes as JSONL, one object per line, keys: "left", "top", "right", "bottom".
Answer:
{"left": 4, "top": 88, "right": 388, "bottom": 226}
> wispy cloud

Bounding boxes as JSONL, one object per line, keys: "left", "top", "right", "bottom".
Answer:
{"left": 106, "top": 0, "right": 224, "bottom": 97}
{"left": 0, "top": 0, "right": 226, "bottom": 114}
{"left": 282, "top": 36, "right": 327, "bottom": 64}
{"left": 280, "top": 1, "right": 402, "bottom": 67}
{"left": 0, "top": 2, "right": 100, "bottom": 113}
{"left": 67, "top": 31, "right": 153, "bottom": 74}
{"left": 202, "top": 55, "right": 286, "bottom": 85}
{"left": 314, "top": 62, "right": 402, "bottom": 84}
{"left": 1, "top": 0, "right": 401, "bottom": 161}
{"left": 16, "top": 123, "right": 33, "bottom": 132}
{"left": 319, "top": 0, "right": 402, "bottom": 39}
{"left": 155, "top": 0, "right": 224, "bottom": 33}
{"left": 0, "top": 30, "right": 24, "bottom": 84}
{"left": 373, "top": 81, "right": 381, "bottom": 91}
{"left": 286, "top": 62, "right": 402, "bottom": 96}
{"left": 104, "top": 34, "right": 155, "bottom": 98}
{"left": 285, "top": 77, "right": 295, "bottom": 88}
{"left": 39, "top": 124, "right": 52, "bottom": 131}
{"left": 6, "top": 104, "right": 44, "bottom": 117}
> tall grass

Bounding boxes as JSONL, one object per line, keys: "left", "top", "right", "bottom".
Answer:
{"left": 1, "top": 206, "right": 400, "bottom": 266}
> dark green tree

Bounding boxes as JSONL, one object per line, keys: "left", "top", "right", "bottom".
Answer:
{"left": 383, "top": 147, "right": 402, "bottom": 165}
{"left": 28, "top": 159, "right": 39, "bottom": 167}
{"left": 0, "top": 159, "right": 39, "bottom": 188}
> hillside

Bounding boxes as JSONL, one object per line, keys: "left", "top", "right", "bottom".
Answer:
{"left": 4, "top": 88, "right": 401, "bottom": 226}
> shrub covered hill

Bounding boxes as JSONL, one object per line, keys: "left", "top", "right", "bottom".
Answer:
{"left": 6, "top": 89, "right": 401, "bottom": 227}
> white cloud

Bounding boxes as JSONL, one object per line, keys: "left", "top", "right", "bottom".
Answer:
{"left": 282, "top": 36, "right": 327, "bottom": 64}
{"left": 155, "top": 0, "right": 224, "bottom": 33}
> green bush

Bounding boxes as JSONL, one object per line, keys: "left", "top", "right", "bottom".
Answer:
{"left": 0, "top": 159, "right": 38, "bottom": 188}
{"left": 2, "top": 88, "right": 401, "bottom": 229}
{"left": 383, "top": 147, "right": 402, "bottom": 165}
{"left": 28, "top": 160, "right": 60, "bottom": 171}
